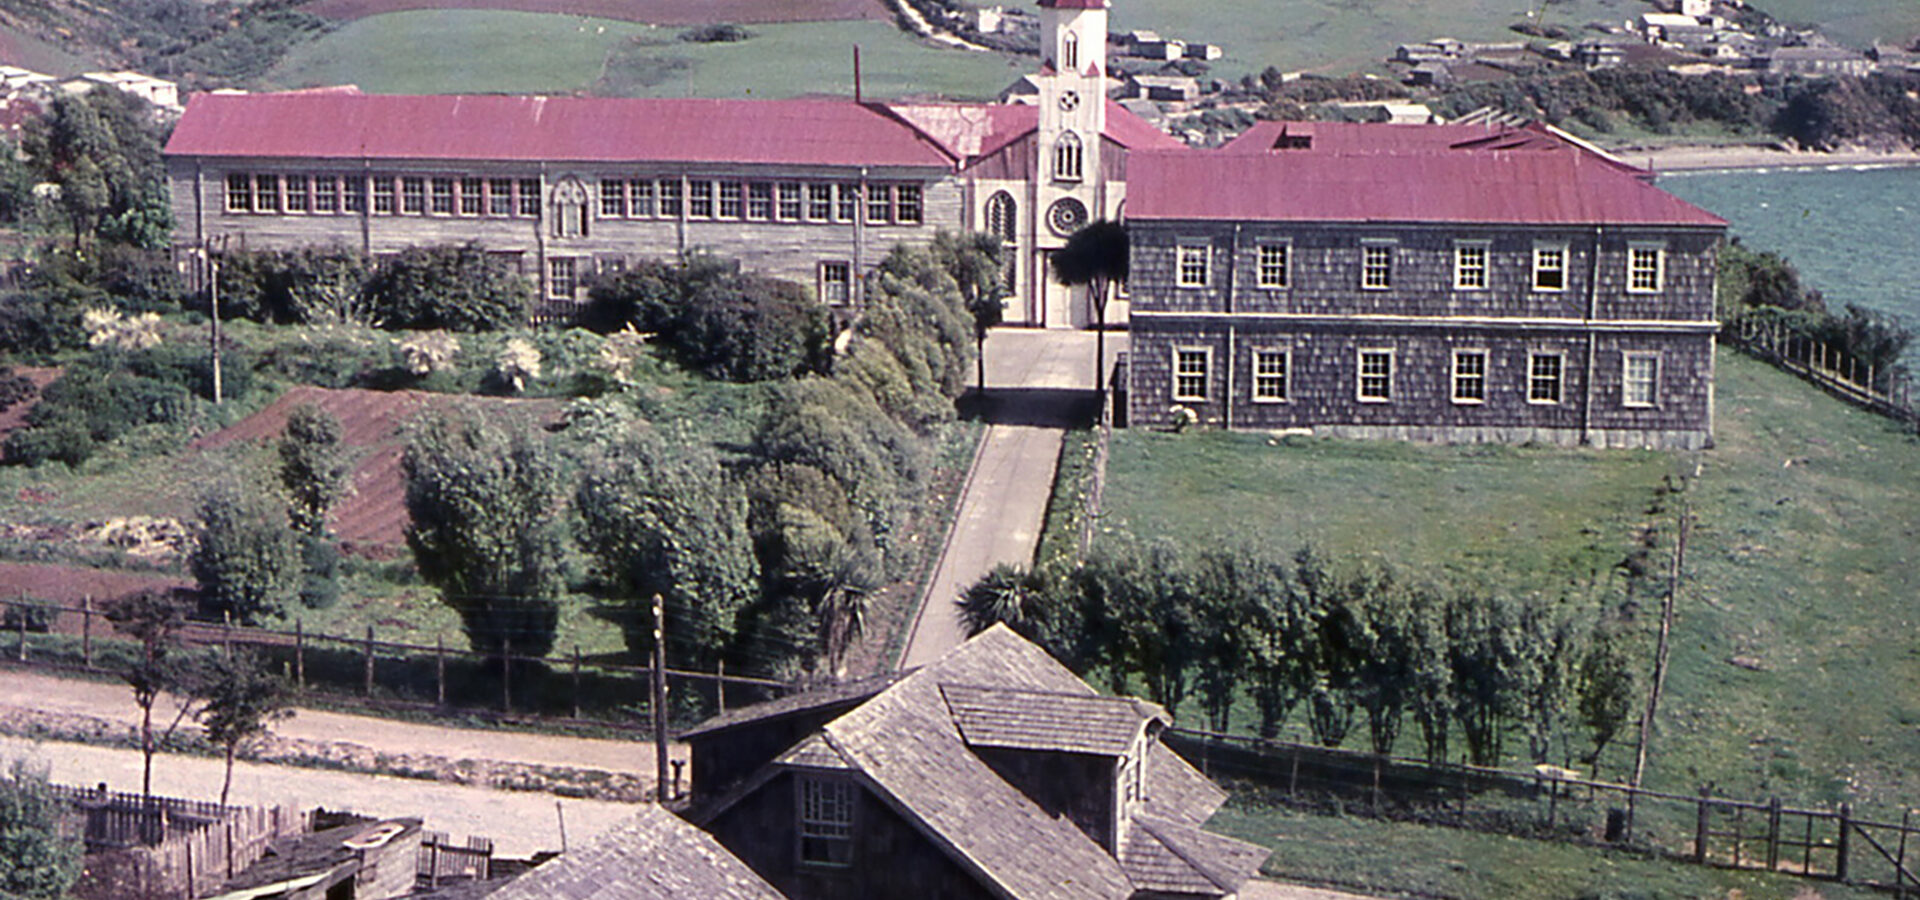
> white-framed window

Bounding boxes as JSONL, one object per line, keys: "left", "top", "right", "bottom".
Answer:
{"left": 1623, "top": 352, "right": 1660, "bottom": 407}
{"left": 836, "top": 183, "right": 859, "bottom": 222}
{"left": 1054, "top": 131, "right": 1084, "bottom": 182}
{"left": 285, "top": 174, "right": 309, "bottom": 213}
{"left": 547, "top": 257, "right": 578, "bottom": 301}
{"left": 1529, "top": 352, "right": 1564, "bottom": 404}
{"left": 797, "top": 776, "right": 855, "bottom": 868}
{"left": 1176, "top": 243, "right": 1209, "bottom": 288}
{"left": 1173, "top": 347, "right": 1210, "bottom": 401}
{"left": 599, "top": 179, "right": 627, "bottom": 218}
{"left": 1533, "top": 243, "right": 1568, "bottom": 292}
{"left": 551, "top": 178, "right": 589, "bottom": 238}
{"left": 314, "top": 176, "right": 338, "bottom": 213}
{"left": 1252, "top": 349, "right": 1289, "bottom": 402}
{"left": 718, "top": 181, "right": 743, "bottom": 219}
{"left": 1454, "top": 242, "right": 1489, "bottom": 290}
{"left": 226, "top": 173, "right": 251, "bottom": 212}
{"left": 488, "top": 178, "right": 513, "bottom": 216}
{"left": 866, "top": 184, "right": 893, "bottom": 224}
{"left": 895, "top": 184, "right": 923, "bottom": 224}
{"left": 630, "top": 179, "right": 656, "bottom": 217}
{"left": 430, "top": 177, "right": 453, "bottom": 215}
{"left": 1361, "top": 242, "right": 1393, "bottom": 290}
{"left": 1627, "top": 244, "right": 1664, "bottom": 293}
{"left": 517, "top": 178, "right": 541, "bottom": 217}
{"left": 807, "top": 183, "right": 833, "bottom": 221}
{"left": 255, "top": 174, "right": 281, "bottom": 213}
{"left": 1452, "top": 349, "right": 1487, "bottom": 404}
{"left": 1257, "top": 243, "right": 1290, "bottom": 289}
{"left": 1357, "top": 348, "right": 1394, "bottom": 402}
{"left": 747, "top": 182, "right": 772, "bottom": 220}
{"left": 400, "top": 176, "right": 425, "bottom": 214}
{"left": 659, "top": 179, "right": 683, "bottom": 217}
{"left": 460, "top": 177, "right": 483, "bottom": 216}
{"left": 343, "top": 177, "right": 366, "bottom": 213}
{"left": 371, "top": 177, "right": 394, "bottom": 215}
{"left": 687, "top": 180, "right": 714, "bottom": 218}
{"left": 819, "top": 260, "right": 852, "bottom": 305}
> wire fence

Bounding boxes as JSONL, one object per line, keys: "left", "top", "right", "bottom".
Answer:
{"left": 0, "top": 594, "right": 793, "bottom": 731}
{"left": 1168, "top": 728, "right": 1920, "bottom": 893}
{"left": 1721, "top": 313, "right": 1918, "bottom": 429}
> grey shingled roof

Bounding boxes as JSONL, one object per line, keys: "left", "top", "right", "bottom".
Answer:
{"left": 677, "top": 670, "right": 908, "bottom": 740}
{"left": 1129, "top": 813, "right": 1270, "bottom": 895}
{"left": 775, "top": 732, "right": 854, "bottom": 770}
{"left": 1143, "top": 741, "right": 1228, "bottom": 826}
{"left": 487, "top": 806, "right": 784, "bottom": 900}
{"left": 941, "top": 683, "right": 1167, "bottom": 756}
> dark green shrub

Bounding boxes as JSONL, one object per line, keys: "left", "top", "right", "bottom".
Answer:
{"left": 580, "top": 260, "right": 681, "bottom": 334}
{"left": 679, "top": 22, "right": 753, "bottom": 42}
{"left": 298, "top": 534, "right": 341, "bottom": 610}
{"left": 677, "top": 273, "right": 831, "bottom": 382}
{"left": 126, "top": 341, "right": 256, "bottom": 402}
{"left": 2, "top": 355, "right": 194, "bottom": 466}
{"left": 0, "top": 367, "right": 36, "bottom": 413}
{"left": 362, "top": 244, "right": 530, "bottom": 331}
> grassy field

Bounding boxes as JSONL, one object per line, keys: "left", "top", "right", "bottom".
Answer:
{"left": 0, "top": 24, "right": 96, "bottom": 75}
{"left": 1102, "top": 350, "right": 1920, "bottom": 821}
{"left": 1749, "top": 0, "right": 1920, "bottom": 47}
{"left": 266, "top": 10, "right": 1025, "bottom": 99}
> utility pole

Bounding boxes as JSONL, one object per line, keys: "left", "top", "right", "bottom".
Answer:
{"left": 652, "top": 594, "right": 670, "bottom": 803}
{"left": 204, "top": 237, "right": 225, "bottom": 404}
{"left": 1626, "top": 504, "right": 1689, "bottom": 840}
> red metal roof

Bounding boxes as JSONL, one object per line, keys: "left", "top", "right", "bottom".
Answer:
{"left": 1126, "top": 149, "right": 1726, "bottom": 227}
{"left": 1222, "top": 120, "right": 1565, "bottom": 155}
{"left": 165, "top": 92, "right": 958, "bottom": 168}
{"left": 885, "top": 98, "right": 1182, "bottom": 163}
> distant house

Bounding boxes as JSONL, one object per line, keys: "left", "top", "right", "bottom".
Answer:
{"left": 1573, "top": 41, "right": 1627, "bottom": 69}
{"left": 486, "top": 806, "right": 784, "bottom": 900}
{"left": 1768, "top": 45, "right": 1873, "bottom": 77}
{"left": 1119, "top": 74, "right": 1202, "bottom": 103}
{"left": 1182, "top": 43, "right": 1224, "bottom": 61}
{"left": 681, "top": 625, "right": 1269, "bottom": 900}
{"left": 64, "top": 71, "right": 181, "bottom": 112}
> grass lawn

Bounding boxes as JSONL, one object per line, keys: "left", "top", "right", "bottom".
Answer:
{"left": 266, "top": 10, "right": 1026, "bottom": 100}
{"left": 1102, "top": 350, "right": 1920, "bottom": 822}
{"left": 1747, "top": 0, "right": 1920, "bottom": 47}
{"left": 1211, "top": 792, "right": 1890, "bottom": 900}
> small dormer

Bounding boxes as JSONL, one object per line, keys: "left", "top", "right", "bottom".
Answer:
{"left": 1274, "top": 122, "right": 1315, "bottom": 150}
{"left": 940, "top": 682, "right": 1168, "bottom": 853}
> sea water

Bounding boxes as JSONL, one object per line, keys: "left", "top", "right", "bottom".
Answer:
{"left": 1657, "top": 165, "right": 1920, "bottom": 334}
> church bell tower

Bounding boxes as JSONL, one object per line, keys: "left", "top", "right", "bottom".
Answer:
{"left": 1033, "top": 0, "right": 1109, "bottom": 327}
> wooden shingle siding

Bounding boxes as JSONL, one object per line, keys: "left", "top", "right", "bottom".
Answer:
{"left": 1127, "top": 218, "right": 1719, "bottom": 450}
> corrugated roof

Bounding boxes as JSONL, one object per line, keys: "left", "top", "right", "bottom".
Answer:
{"left": 487, "top": 806, "right": 784, "bottom": 900}
{"left": 887, "top": 99, "right": 1182, "bottom": 164}
{"left": 1126, "top": 148, "right": 1726, "bottom": 227}
{"left": 165, "top": 93, "right": 957, "bottom": 168}
{"left": 941, "top": 683, "right": 1166, "bottom": 756}
{"left": 1222, "top": 120, "right": 1565, "bottom": 155}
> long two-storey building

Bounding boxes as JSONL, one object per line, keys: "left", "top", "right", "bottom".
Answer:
{"left": 1122, "top": 122, "right": 1727, "bottom": 449}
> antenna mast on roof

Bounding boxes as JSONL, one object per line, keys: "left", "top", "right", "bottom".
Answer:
{"left": 854, "top": 45, "right": 864, "bottom": 104}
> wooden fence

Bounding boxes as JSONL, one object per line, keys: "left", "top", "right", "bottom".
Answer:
{"left": 1168, "top": 728, "right": 1920, "bottom": 893}
{"left": 0, "top": 594, "right": 791, "bottom": 729}
{"left": 1721, "top": 314, "right": 1918, "bottom": 428}
{"left": 50, "top": 786, "right": 306, "bottom": 900}
{"left": 419, "top": 831, "right": 495, "bottom": 887}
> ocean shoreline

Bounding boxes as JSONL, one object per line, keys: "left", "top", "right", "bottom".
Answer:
{"left": 1615, "top": 143, "right": 1920, "bottom": 174}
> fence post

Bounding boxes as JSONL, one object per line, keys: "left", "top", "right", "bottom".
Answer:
{"left": 1695, "top": 788, "right": 1711, "bottom": 864}
{"left": 363, "top": 626, "right": 374, "bottom": 698}
{"left": 436, "top": 637, "right": 446, "bottom": 707}
{"left": 1900, "top": 809, "right": 1912, "bottom": 891}
{"left": 571, "top": 645, "right": 581, "bottom": 720}
{"left": 1836, "top": 802, "right": 1851, "bottom": 883}
{"left": 294, "top": 620, "right": 305, "bottom": 692}
{"left": 222, "top": 610, "right": 233, "bottom": 658}
{"left": 1288, "top": 746, "right": 1299, "bottom": 800}
{"left": 717, "top": 659, "right": 726, "bottom": 715}
{"left": 81, "top": 595, "right": 92, "bottom": 669}
{"left": 1767, "top": 796, "right": 1782, "bottom": 871}
{"left": 16, "top": 602, "right": 26, "bottom": 662}
{"left": 1371, "top": 756, "right": 1382, "bottom": 817}
{"left": 502, "top": 636, "right": 513, "bottom": 714}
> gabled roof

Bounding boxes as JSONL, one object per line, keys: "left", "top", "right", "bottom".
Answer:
{"left": 165, "top": 92, "right": 958, "bottom": 168}
{"left": 941, "top": 683, "right": 1167, "bottom": 756}
{"left": 1126, "top": 148, "right": 1726, "bottom": 227}
{"left": 487, "top": 806, "right": 784, "bottom": 900}
{"left": 885, "top": 98, "right": 1183, "bottom": 165}
{"left": 1122, "top": 812, "right": 1270, "bottom": 896}
{"left": 678, "top": 670, "right": 906, "bottom": 740}
{"left": 694, "top": 625, "right": 1268, "bottom": 900}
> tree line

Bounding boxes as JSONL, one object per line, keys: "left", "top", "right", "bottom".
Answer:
{"left": 1717, "top": 239, "right": 1913, "bottom": 391}
{"left": 960, "top": 539, "right": 1643, "bottom": 771}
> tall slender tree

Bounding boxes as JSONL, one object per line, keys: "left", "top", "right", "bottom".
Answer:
{"left": 1051, "top": 220, "right": 1129, "bottom": 400}
{"left": 194, "top": 649, "right": 293, "bottom": 807}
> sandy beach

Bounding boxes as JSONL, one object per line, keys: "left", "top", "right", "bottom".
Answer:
{"left": 1616, "top": 143, "right": 1920, "bottom": 173}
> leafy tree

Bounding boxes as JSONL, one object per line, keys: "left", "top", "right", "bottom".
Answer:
{"left": 957, "top": 562, "right": 1050, "bottom": 639}
{"left": 194, "top": 649, "right": 293, "bottom": 807}
{"left": 217, "top": 247, "right": 372, "bottom": 325}
{"left": 403, "top": 410, "right": 567, "bottom": 665}
{"left": 1245, "top": 557, "right": 1318, "bottom": 740}
{"left": 1406, "top": 584, "right": 1456, "bottom": 762}
{"left": 1295, "top": 547, "right": 1358, "bottom": 748}
{"left": 1349, "top": 564, "right": 1415, "bottom": 756}
{"left": 191, "top": 476, "right": 301, "bottom": 624}
{"left": 1515, "top": 595, "right": 1583, "bottom": 765}
{"left": 576, "top": 428, "right": 758, "bottom": 667}
{"left": 580, "top": 259, "right": 682, "bottom": 334}
{"left": 738, "top": 462, "right": 883, "bottom": 679}
{"left": 1190, "top": 546, "right": 1274, "bottom": 733}
{"left": 1051, "top": 220, "right": 1129, "bottom": 397}
{"left": 676, "top": 271, "right": 831, "bottom": 382}
{"left": 20, "top": 89, "right": 168, "bottom": 249}
{"left": 1449, "top": 589, "right": 1525, "bottom": 767}
{"left": 279, "top": 404, "right": 347, "bottom": 538}
{"left": 0, "top": 761, "right": 82, "bottom": 900}
{"left": 930, "top": 231, "right": 1009, "bottom": 394}
{"left": 105, "top": 588, "right": 195, "bottom": 806}
{"left": 1577, "top": 617, "right": 1637, "bottom": 767}
{"left": 362, "top": 243, "right": 530, "bottom": 331}
{"left": 754, "top": 376, "right": 928, "bottom": 571}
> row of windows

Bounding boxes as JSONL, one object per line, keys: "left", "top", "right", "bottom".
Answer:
{"left": 1171, "top": 347, "right": 1662, "bottom": 407}
{"left": 540, "top": 255, "right": 853, "bottom": 305}
{"left": 225, "top": 172, "right": 925, "bottom": 225}
{"left": 1172, "top": 241, "right": 1666, "bottom": 294}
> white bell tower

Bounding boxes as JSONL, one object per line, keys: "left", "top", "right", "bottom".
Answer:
{"left": 1032, "top": 0, "right": 1109, "bottom": 327}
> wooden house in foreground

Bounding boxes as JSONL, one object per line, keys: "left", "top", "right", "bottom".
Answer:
{"left": 680, "top": 624, "right": 1268, "bottom": 900}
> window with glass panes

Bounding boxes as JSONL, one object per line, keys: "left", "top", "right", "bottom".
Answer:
{"left": 1257, "top": 243, "right": 1289, "bottom": 288}
{"left": 1173, "top": 348, "right": 1208, "bottom": 400}
{"left": 1628, "top": 246, "right": 1663, "bottom": 293}
{"left": 718, "top": 181, "right": 742, "bottom": 218}
{"left": 1362, "top": 244, "right": 1393, "bottom": 289}
{"left": 1358, "top": 349, "right": 1393, "bottom": 401}
{"left": 517, "top": 179, "right": 540, "bottom": 216}
{"left": 659, "top": 179, "right": 682, "bottom": 217}
{"left": 547, "top": 257, "right": 577, "bottom": 300}
{"left": 1455, "top": 243, "right": 1488, "bottom": 289}
{"left": 747, "top": 183, "right": 772, "bottom": 220}
{"left": 836, "top": 183, "right": 858, "bottom": 221}
{"left": 895, "top": 184, "right": 922, "bottom": 224}
{"left": 488, "top": 178, "right": 513, "bottom": 216}
{"left": 820, "top": 261, "right": 851, "bottom": 305}
{"left": 255, "top": 174, "right": 280, "bottom": 212}
{"left": 1623, "top": 352, "right": 1659, "bottom": 406}
{"left": 1453, "top": 350, "right": 1486, "bottom": 403}
{"left": 1534, "top": 244, "right": 1567, "bottom": 291}
{"left": 285, "top": 175, "right": 309, "bottom": 213}
{"left": 372, "top": 178, "right": 394, "bottom": 214}
{"left": 315, "top": 176, "right": 337, "bottom": 213}
{"left": 866, "top": 184, "right": 892, "bottom": 223}
{"left": 226, "top": 174, "right": 251, "bottom": 211}
{"left": 430, "top": 177, "right": 453, "bottom": 214}
{"left": 1252, "top": 350, "right": 1288, "bottom": 401}
{"left": 808, "top": 183, "right": 833, "bottom": 221}
{"left": 779, "top": 183, "right": 803, "bottom": 221}
{"left": 798, "top": 777, "right": 855, "bottom": 867}
{"left": 460, "top": 177, "right": 483, "bottom": 216}
{"left": 344, "top": 177, "right": 366, "bottom": 213}
{"left": 600, "top": 180, "right": 626, "bottom": 218}
{"left": 401, "top": 177, "right": 425, "bottom": 214}
{"left": 1177, "top": 244, "right": 1209, "bottom": 287}
{"left": 688, "top": 181, "right": 713, "bottom": 217}
{"left": 1529, "top": 353, "right": 1563, "bottom": 403}
{"left": 631, "top": 179, "right": 656, "bottom": 217}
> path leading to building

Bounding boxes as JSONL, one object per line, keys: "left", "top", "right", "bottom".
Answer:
{"left": 0, "top": 735, "right": 640, "bottom": 858}
{"left": 899, "top": 328, "right": 1116, "bottom": 670}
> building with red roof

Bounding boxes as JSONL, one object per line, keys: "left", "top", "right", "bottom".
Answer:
{"left": 163, "top": 0, "right": 1169, "bottom": 326}
{"left": 1122, "top": 121, "right": 1726, "bottom": 449}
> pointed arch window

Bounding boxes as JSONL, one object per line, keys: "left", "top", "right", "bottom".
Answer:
{"left": 1062, "top": 31, "right": 1079, "bottom": 70}
{"left": 1053, "top": 131, "right": 1084, "bottom": 182}
{"left": 985, "top": 191, "right": 1018, "bottom": 289}
{"left": 550, "top": 177, "right": 589, "bottom": 239}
